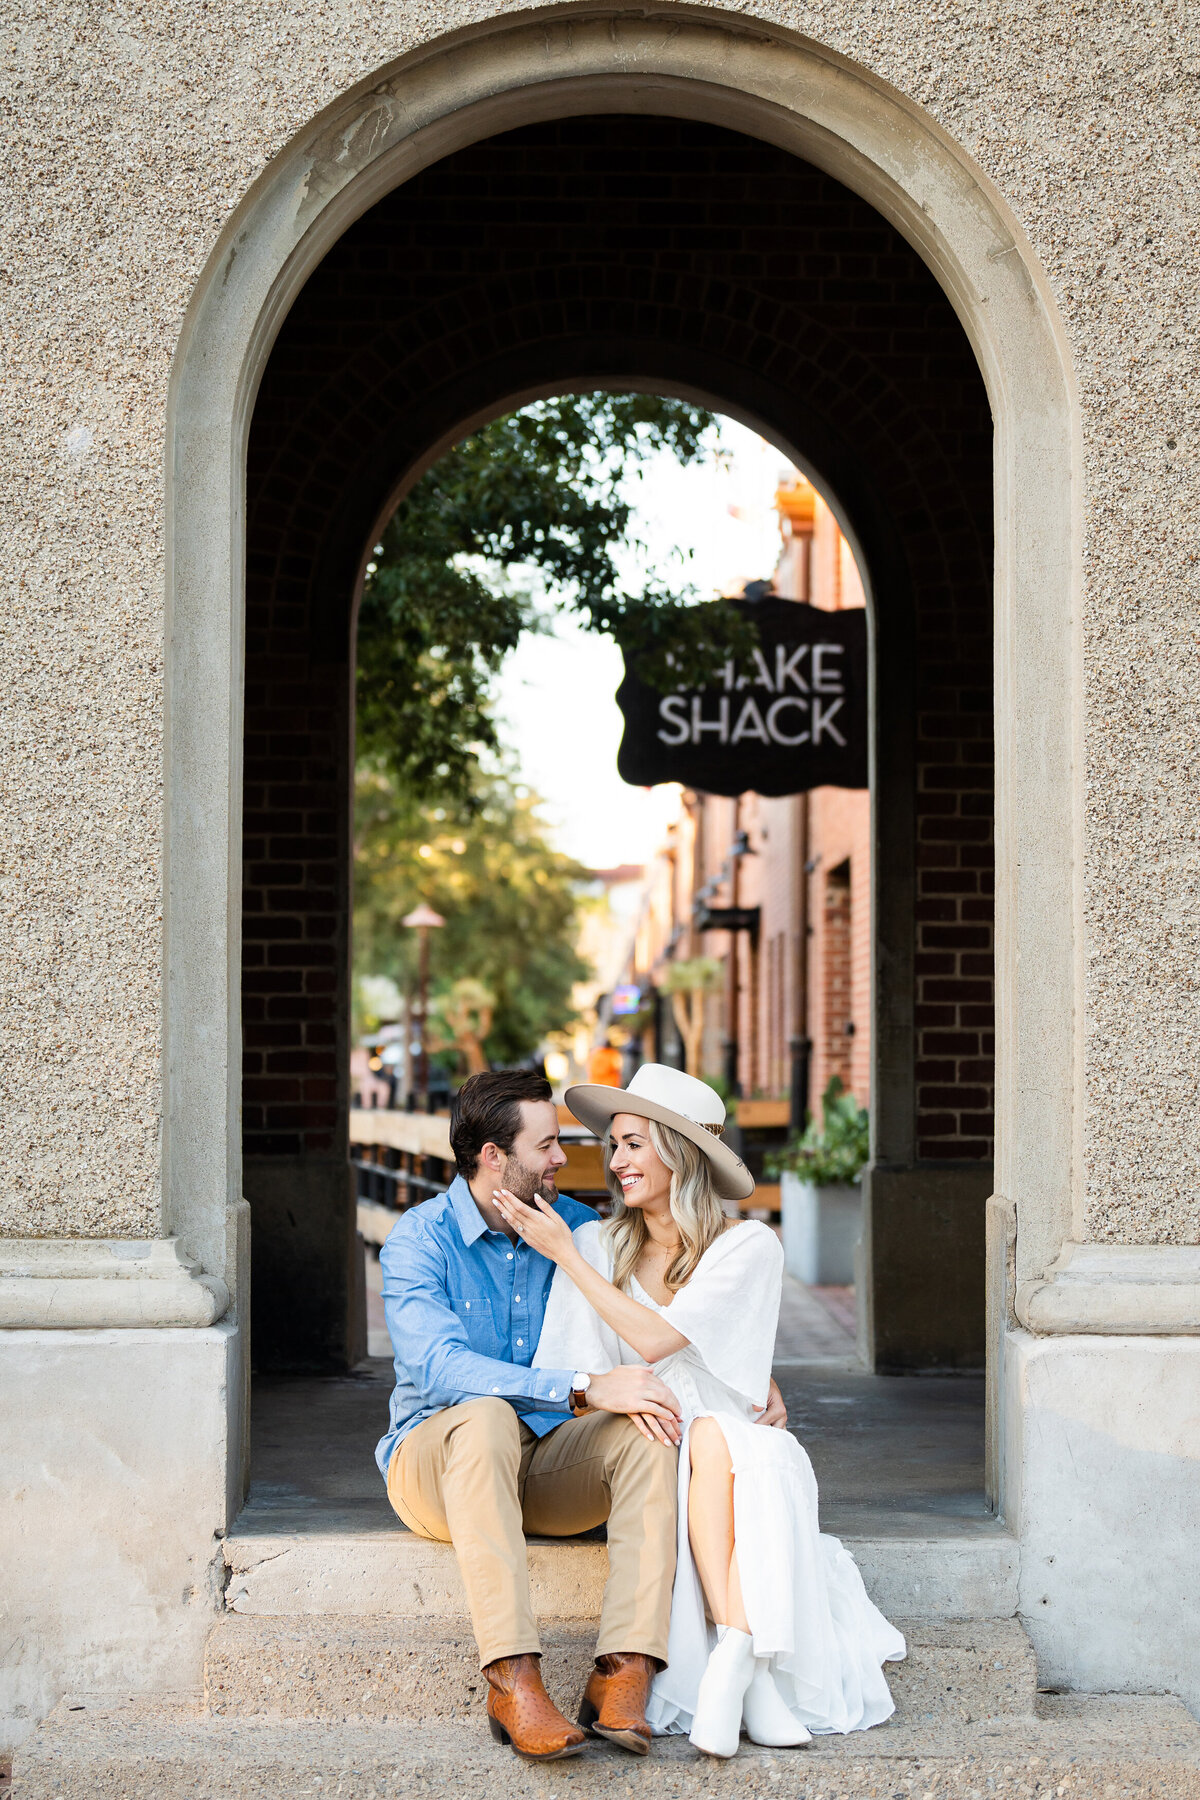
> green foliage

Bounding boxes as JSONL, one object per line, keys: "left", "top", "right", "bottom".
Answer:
{"left": 659, "top": 957, "right": 725, "bottom": 996}
{"left": 353, "top": 393, "right": 760, "bottom": 1071}
{"left": 353, "top": 763, "right": 591, "bottom": 1069}
{"left": 356, "top": 393, "right": 753, "bottom": 804}
{"left": 766, "top": 1076, "right": 869, "bottom": 1186}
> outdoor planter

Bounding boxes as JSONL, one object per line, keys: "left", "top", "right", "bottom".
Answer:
{"left": 780, "top": 1171, "right": 862, "bottom": 1287}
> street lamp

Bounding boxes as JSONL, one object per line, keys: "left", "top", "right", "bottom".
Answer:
{"left": 402, "top": 902, "right": 445, "bottom": 1104}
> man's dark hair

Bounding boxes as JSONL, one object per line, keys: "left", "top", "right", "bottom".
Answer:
{"left": 449, "top": 1069, "right": 554, "bottom": 1178}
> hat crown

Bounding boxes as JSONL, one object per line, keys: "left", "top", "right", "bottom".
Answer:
{"left": 622, "top": 1063, "right": 726, "bottom": 1131}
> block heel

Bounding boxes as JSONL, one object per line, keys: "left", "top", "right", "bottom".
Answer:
{"left": 577, "top": 1696, "right": 599, "bottom": 1733}
{"left": 483, "top": 1654, "right": 587, "bottom": 1759}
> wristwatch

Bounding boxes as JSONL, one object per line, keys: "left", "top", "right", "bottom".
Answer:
{"left": 569, "top": 1371, "right": 592, "bottom": 1416}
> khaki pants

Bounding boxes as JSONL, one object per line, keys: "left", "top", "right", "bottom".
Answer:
{"left": 387, "top": 1397, "right": 678, "bottom": 1668}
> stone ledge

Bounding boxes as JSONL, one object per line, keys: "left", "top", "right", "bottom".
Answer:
{"left": 222, "top": 1523, "right": 1019, "bottom": 1622}
{"left": 0, "top": 1238, "right": 229, "bottom": 1328}
{"left": 12, "top": 1696, "right": 1200, "bottom": 1800}
{"left": 203, "top": 1615, "right": 1038, "bottom": 1726}
{"left": 1016, "top": 1243, "right": 1200, "bottom": 1335}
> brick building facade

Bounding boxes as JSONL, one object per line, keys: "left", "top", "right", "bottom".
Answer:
{"left": 627, "top": 470, "right": 989, "bottom": 1160}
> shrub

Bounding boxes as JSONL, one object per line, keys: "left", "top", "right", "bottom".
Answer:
{"left": 766, "top": 1077, "right": 869, "bottom": 1186}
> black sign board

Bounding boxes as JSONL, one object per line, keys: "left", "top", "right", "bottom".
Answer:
{"left": 616, "top": 599, "right": 867, "bottom": 797}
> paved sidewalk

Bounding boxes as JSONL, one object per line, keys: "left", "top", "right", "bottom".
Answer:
{"left": 275, "top": 1260, "right": 985, "bottom": 1541}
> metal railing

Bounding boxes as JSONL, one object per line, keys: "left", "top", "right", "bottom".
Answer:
{"left": 350, "top": 1108, "right": 457, "bottom": 1244}
{"left": 351, "top": 1140, "right": 453, "bottom": 1214}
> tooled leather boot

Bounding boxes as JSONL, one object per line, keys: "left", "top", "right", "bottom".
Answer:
{"left": 484, "top": 1653, "right": 587, "bottom": 1761}
{"left": 578, "top": 1651, "right": 657, "bottom": 1754}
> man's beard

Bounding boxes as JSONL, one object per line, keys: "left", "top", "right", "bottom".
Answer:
{"left": 501, "top": 1152, "right": 557, "bottom": 1205}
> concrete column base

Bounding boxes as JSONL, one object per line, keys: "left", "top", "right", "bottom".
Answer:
{"left": 1006, "top": 1329, "right": 1200, "bottom": 1711}
{"left": 0, "top": 1322, "right": 243, "bottom": 1750}
{"left": 0, "top": 1238, "right": 229, "bottom": 1328}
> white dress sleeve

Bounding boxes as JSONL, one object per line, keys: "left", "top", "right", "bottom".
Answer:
{"left": 533, "top": 1220, "right": 625, "bottom": 1375}
{"left": 664, "top": 1223, "right": 784, "bottom": 1408}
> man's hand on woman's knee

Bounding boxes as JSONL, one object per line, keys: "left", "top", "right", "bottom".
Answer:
{"left": 585, "top": 1366, "right": 683, "bottom": 1445}
{"left": 754, "top": 1377, "right": 788, "bottom": 1428}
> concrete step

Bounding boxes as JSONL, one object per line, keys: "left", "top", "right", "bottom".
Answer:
{"left": 222, "top": 1515, "right": 1020, "bottom": 1621}
{"left": 204, "top": 1614, "right": 1038, "bottom": 1726}
{"left": 14, "top": 1695, "right": 1200, "bottom": 1800}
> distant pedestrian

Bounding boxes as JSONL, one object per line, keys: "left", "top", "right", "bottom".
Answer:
{"left": 587, "top": 1033, "right": 623, "bottom": 1087}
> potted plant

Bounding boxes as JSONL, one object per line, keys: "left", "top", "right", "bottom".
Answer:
{"left": 767, "top": 1077, "right": 868, "bottom": 1286}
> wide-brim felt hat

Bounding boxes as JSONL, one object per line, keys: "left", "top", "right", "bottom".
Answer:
{"left": 565, "top": 1063, "right": 755, "bottom": 1203}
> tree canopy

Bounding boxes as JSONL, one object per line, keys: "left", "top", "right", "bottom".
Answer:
{"left": 353, "top": 391, "right": 749, "bottom": 1070}
{"left": 353, "top": 764, "right": 592, "bottom": 1070}
{"left": 356, "top": 392, "right": 749, "bottom": 805}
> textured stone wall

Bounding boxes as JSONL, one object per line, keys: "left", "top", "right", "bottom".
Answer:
{"left": 2, "top": 0, "right": 1197, "bottom": 1244}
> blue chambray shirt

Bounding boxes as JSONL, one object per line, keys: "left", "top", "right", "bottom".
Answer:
{"left": 375, "top": 1173, "right": 599, "bottom": 1480}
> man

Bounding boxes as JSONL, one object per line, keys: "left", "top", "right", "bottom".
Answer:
{"left": 377, "top": 1068, "right": 683, "bottom": 1761}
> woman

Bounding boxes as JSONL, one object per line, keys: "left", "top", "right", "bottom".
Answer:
{"left": 492, "top": 1063, "right": 905, "bottom": 1760}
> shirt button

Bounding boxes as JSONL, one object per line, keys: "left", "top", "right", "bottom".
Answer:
{"left": 492, "top": 1387, "right": 500, "bottom": 1394}
{"left": 506, "top": 1252, "right": 514, "bottom": 1261}
{"left": 514, "top": 1296, "right": 520, "bottom": 1303}
{"left": 549, "top": 1389, "right": 557, "bottom": 1399}
{"left": 516, "top": 1338, "right": 524, "bottom": 1347}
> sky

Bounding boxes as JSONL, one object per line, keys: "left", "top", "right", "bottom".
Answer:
{"left": 493, "top": 416, "right": 791, "bottom": 870}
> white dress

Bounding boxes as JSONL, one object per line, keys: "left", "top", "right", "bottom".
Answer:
{"left": 534, "top": 1218, "right": 906, "bottom": 1737}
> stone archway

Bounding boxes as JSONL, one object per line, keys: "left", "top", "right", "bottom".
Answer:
{"left": 240, "top": 113, "right": 993, "bottom": 1377}
{"left": 164, "top": 7, "right": 1079, "bottom": 1517}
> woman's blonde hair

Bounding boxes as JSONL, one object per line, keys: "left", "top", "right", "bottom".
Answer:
{"left": 603, "top": 1115, "right": 727, "bottom": 1294}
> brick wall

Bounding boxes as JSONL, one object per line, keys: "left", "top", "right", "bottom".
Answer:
{"left": 245, "top": 114, "right": 994, "bottom": 1190}
{"left": 914, "top": 697, "right": 996, "bottom": 1157}
{"left": 822, "top": 866, "right": 853, "bottom": 1091}
{"left": 805, "top": 787, "right": 872, "bottom": 1110}
{"left": 241, "top": 677, "right": 346, "bottom": 1160}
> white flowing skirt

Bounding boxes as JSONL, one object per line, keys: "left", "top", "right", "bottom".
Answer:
{"left": 646, "top": 1408, "right": 907, "bottom": 1738}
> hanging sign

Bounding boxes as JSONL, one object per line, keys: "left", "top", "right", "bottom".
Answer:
{"left": 616, "top": 599, "right": 867, "bottom": 797}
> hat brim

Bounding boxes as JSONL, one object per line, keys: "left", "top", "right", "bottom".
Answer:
{"left": 564, "top": 1083, "right": 756, "bottom": 1203}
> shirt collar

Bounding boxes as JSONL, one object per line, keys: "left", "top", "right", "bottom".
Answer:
{"left": 449, "top": 1173, "right": 491, "bottom": 1247}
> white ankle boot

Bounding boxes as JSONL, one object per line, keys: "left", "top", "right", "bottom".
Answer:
{"left": 689, "top": 1626, "right": 755, "bottom": 1758}
{"left": 741, "top": 1659, "right": 812, "bottom": 1748}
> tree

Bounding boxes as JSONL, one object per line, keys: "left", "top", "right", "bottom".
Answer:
{"left": 356, "top": 392, "right": 751, "bottom": 804}
{"left": 353, "top": 764, "right": 591, "bottom": 1069}
{"left": 660, "top": 957, "right": 725, "bottom": 1078}
{"left": 429, "top": 978, "right": 495, "bottom": 1078}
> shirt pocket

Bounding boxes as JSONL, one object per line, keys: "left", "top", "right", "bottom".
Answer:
{"left": 450, "top": 1296, "right": 502, "bottom": 1359}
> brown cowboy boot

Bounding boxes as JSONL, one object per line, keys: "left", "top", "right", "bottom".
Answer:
{"left": 578, "top": 1651, "right": 657, "bottom": 1754}
{"left": 484, "top": 1653, "right": 587, "bottom": 1761}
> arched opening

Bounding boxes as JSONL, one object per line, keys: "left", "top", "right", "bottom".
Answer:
{"left": 165, "top": 9, "right": 1079, "bottom": 1550}
{"left": 235, "top": 115, "right": 994, "bottom": 1553}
